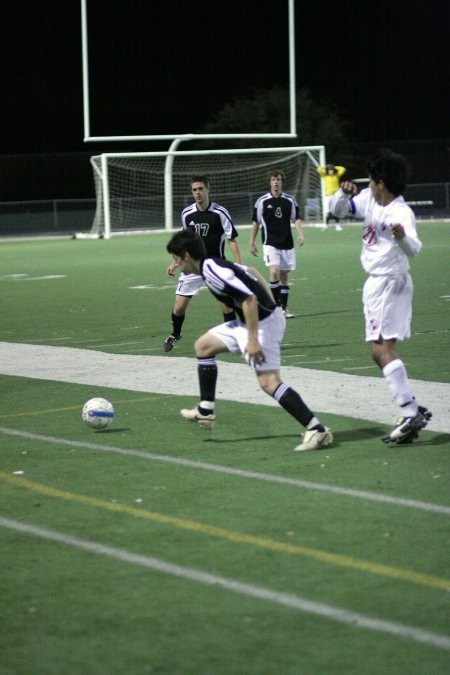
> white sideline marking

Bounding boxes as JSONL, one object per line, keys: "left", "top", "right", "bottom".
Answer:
{"left": 0, "top": 342, "right": 449, "bottom": 432}
{"left": 1, "top": 517, "right": 449, "bottom": 651}
{"left": 1, "top": 427, "right": 448, "bottom": 515}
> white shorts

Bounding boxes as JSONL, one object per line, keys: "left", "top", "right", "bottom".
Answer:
{"left": 208, "top": 307, "right": 286, "bottom": 371}
{"left": 175, "top": 272, "right": 203, "bottom": 297}
{"left": 262, "top": 245, "right": 296, "bottom": 271}
{"left": 363, "top": 273, "right": 413, "bottom": 341}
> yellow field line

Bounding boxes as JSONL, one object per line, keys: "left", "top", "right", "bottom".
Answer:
{"left": 1, "top": 471, "right": 448, "bottom": 591}
{"left": 0, "top": 395, "right": 168, "bottom": 418}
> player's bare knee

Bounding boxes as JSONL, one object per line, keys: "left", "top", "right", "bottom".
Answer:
{"left": 257, "top": 371, "right": 280, "bottom": 396}
{"left": 194, "top": 334, "right": 217, "bottom": 358}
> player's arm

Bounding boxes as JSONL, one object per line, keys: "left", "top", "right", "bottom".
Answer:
{"left": 241, "top": 294, "right": 265, "bottom": 366}
{"left": 245, "top": 265, "right": 275, "bottom": 303}
{"left": 390, "top": 220, "right": 422, "bottom": 257}
{"left": 294, "top": 217, "right": 304, "bottom": 246}
{"left": 228, "top": 238, "right": 242, "bottom": 264}
{"left": 166, "top": 259, "right": 179, "bottom": 277}
{"left": 249, "top": 220, "right": 260, "bottom": 256}
{"left": 329, "top": 181, "right": 358, "bottom": 219}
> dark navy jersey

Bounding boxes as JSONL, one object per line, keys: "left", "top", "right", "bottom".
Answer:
{"left": 181, "top": 201, "right": 238, "bottom": 258}
{"left": 200, "top": 257, "right": 276, "bottom": 323}
{"left": 252, "top": 191, "right": 300, "bottom": 249}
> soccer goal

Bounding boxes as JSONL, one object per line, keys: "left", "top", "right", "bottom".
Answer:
{"left": 89, "top": 146, "right": 326, "bottom": 238}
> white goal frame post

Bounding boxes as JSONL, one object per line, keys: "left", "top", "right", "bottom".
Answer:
{"left": 89, "top": 145, "right": 327, "bottom": 239}
{"left": 81, "top": 0, "right": 297, "bottom": 143}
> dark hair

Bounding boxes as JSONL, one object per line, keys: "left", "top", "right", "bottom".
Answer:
{"left": 190, "top": 175, "right": 210, "bottom": 188}
{"left": 166, "top": 228, "right": 206, "bottom": 260}
{"left": 367, "top": 148, "right": 410, "bottom": 196}
{"left": 326, "top": 163, "right": 337, "bottom": 173}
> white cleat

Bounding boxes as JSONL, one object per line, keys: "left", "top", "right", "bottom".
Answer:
{"left": 294, "top": 428, "right": 333, "bottom": 452}
{"left": 180, "top": 406, "right": 216, "bottom": 429}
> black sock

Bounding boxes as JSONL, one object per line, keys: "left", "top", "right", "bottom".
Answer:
{"left": 171, "top": 312, "right": 184, "bottom": 337}
{"left": 198, "top": 357, "right": 218, "bottom": 405}
{"left": 270, "top": 281, "right": 282, "bottom": 305}
{"left": 280, "top": 285, "right": 289, "bottom": 310}
{"left": 273, "top": 383, "right": 325, "bottom": 430}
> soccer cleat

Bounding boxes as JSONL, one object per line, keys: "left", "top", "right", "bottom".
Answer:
{"left": 163, "top": 334, "right": 181, "bottom": 352}
{"left": 294, "top": 427, "right": 333, "bottom": 452}
{"left": 283, "top": 309, "right": 295, "bottom": 319}
{"left": 381, "top": 406, "right": 432, "bottom": 444}
{"left": 180, "top": 406, "right": 216, "bottom": 429}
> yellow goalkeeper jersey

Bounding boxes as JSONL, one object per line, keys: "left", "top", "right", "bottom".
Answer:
{"left": 316, "top": 165, "right": 346, "bottom": 196}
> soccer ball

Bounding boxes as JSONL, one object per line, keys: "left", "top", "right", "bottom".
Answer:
{"left": 82, "top": 397, "right": 114, "bottom": 429}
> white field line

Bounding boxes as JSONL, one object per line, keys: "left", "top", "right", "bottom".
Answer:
{"left": 1, "top": 517, "right": 449, "bottom": 651}
{"left": 1, "top": 427, "right": 448, "bottom": 515}
{"left": 0, "top": 342, "right": 449, "bottom": 432}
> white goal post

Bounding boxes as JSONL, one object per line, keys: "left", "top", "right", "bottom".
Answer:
{"left": 89, "top": 146, "right": 326, "bottom": 239}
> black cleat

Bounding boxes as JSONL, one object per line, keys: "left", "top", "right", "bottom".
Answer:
{"left": 381, "top": 406, "right": 432, "bottom": 444}
{"left": 163, "top": 334, "right": 182, "bottom": 353}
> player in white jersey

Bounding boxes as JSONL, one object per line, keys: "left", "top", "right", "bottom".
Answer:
{"left": 329, "top": 149, "right": 431, "bottom": 444}
{"left": 166, "top": 229, "right": 332, "bottom": 452}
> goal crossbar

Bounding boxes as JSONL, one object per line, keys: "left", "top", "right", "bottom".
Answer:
{"left": 90, "top": 146, "right": 326, "bottom": 238}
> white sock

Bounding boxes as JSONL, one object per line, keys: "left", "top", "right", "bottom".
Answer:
{"left": 382, "top": 359, "right": 418, "bottom": 417}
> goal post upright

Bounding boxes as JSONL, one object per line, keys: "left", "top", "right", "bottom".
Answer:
{"left": 80, "top": 0, "right": 306, "bottom": 237}
{"left": 81, "top": 0, "right": 297, "bottom": 144}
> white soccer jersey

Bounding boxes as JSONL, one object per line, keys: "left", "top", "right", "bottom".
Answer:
{"left": 330, "top": 188, "right": 422, "bottom": 275}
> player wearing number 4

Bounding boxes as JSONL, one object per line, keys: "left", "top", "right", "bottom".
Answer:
{"left": 163, "top": 175, "right": 241, "bottom": 352}
{"left": 249, "top": 169, "right": 304, "bottom": 319}
{"left": 166, "top": 229, "right": 332, "bottom": 452}
{"left": 329, "top": 148, "right": 432, "bottom": 444}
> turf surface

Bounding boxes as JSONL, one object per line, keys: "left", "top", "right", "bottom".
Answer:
{"left": 0, "top": 224, "right": 449, "bottom": 673}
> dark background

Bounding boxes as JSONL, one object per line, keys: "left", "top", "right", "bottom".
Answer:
{"left": 1, "top": 0, "right": 449, "bottom": 201}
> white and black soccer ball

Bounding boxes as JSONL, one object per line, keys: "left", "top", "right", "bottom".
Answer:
{"left": 82, "top": 397, "right": 114, "bottom": 429}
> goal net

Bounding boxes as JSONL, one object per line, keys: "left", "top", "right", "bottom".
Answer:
{"left": 90, "top": 146, "right": 326, "bottom": 238}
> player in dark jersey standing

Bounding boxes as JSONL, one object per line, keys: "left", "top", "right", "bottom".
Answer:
{"left": 166, "top": 229, "right": 333, "bottom": 452}
{"left": 249, "top": 169, "right": 304, "bottom": 318}
{"left": 163, "top": 175, "right": 241, "bottom": 352}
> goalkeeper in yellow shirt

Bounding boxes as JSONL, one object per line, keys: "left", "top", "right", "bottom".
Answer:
{"left": 316, "top": 163, "right": 346, "bottom": 230}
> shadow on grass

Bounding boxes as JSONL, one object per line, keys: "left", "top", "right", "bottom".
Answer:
{"left": 392, "top": 434, "right": 450, "bottom": 448}
{"left": 94, "top": 427, "right": 131, "bottom": 433}
{"left": 202, "top": 427, "right": 449, "bottom": 448}
{"left": 203, "top": 427, "right": 383, "bottom": 446}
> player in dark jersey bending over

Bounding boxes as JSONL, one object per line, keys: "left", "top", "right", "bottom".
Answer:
{"left": 163, "top": 175, "right": 241, "bottom": 352}
{"left": 166, "top": 229, "right": 332, "bottom": 452}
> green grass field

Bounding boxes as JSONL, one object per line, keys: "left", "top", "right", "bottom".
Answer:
{"left": 0, "top": 223, "right": 449, "bottom": 674}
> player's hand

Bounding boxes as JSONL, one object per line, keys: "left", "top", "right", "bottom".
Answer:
{"left": 390, "top": 223, "right": 405, "bottom": 239}
{"left": 341, "top": 181, "right": 357, "bottom": 195}
{"left": 297, "top": 233, "right": 304, "bottom": 246}
{"left": 245, "top": 340, "right": 266, "bottom": 366}
{"left": 249, "top": 243, "right": 258, "bottom": 257}
{"left": 166, "top": 264, "right": 176, "bottom": 277}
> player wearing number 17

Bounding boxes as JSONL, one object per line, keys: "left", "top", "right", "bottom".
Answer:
{"left": 163, "top": 175, "right": 241, "bottom": 352}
